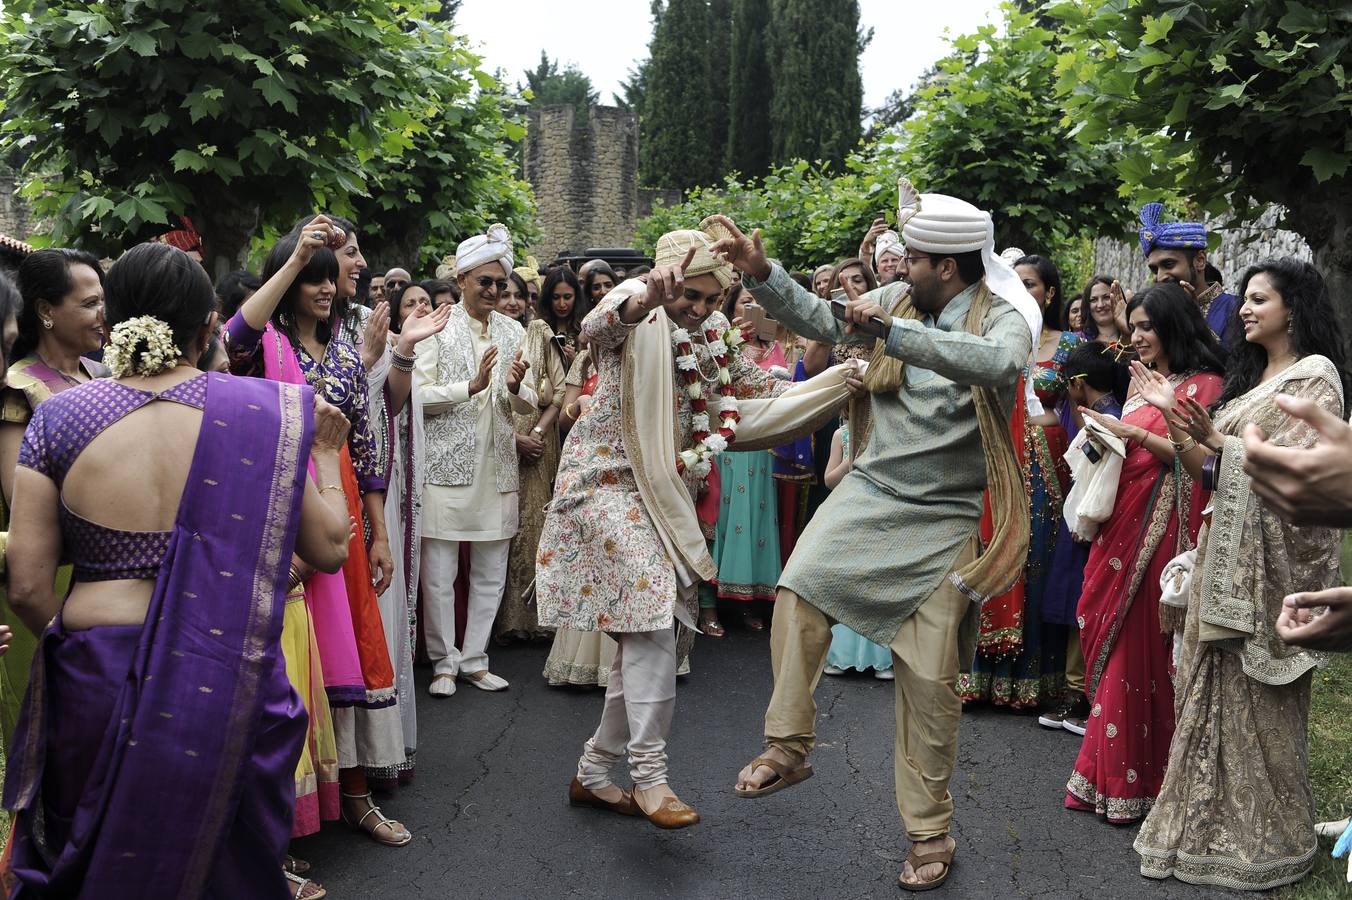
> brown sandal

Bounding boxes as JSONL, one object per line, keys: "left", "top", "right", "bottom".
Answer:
{"left": 898, "top": 836, "right": 955, "bottom": 892}
{"left": 734, "top": 754, "right": 814, "bottom": 798}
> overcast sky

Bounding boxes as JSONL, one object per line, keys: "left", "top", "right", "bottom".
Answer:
{"left": 453, "top": 0, "right": 1003, "bottom": 112}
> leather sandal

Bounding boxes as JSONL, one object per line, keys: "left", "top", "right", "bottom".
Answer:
{"left": 898, "top": 836, "right": 955, "bottom": 892}
{"left": 734, "top": 753, "right": 814, "bottom": 798}
{"left": 283, "top": 855, "right": 311, "bottom": 876}
{"left": 341, "top": 791, "right": 412, "bottom": 847}
{"left": 285, "top": 870, "right": 327, "bottom": 899}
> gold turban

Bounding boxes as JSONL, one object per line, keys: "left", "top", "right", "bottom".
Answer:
{"left": 653, "top": 216, "right": 734, "bottom": 288}
{"left": 435, "top": 254, "right": 456, "bottom": 282}
{"left": 514, "top": 255, "right": 542, "bottom": 291}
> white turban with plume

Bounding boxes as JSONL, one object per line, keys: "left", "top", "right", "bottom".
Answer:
{"left": 455, "top": 223, "right": 514, "bottom": 278}
{"left": 999, "top": 247, "right": 1027, "bottom": 266}
{"left": 874, "top": 229, "right": 904, "bottom": 264}
{"left": 652, "top": 216, "right": 735, "bottom": 288}
{"left": 896, "top": 178, "right": 1044, "bottom": 416}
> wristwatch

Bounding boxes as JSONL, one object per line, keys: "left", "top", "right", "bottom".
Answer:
{"left": 532, "top": 426, "right": 544, "bottom": 436}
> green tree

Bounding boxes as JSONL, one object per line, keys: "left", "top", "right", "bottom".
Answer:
{"left": 1051, "top": 0, "right": 1352, "bottom": 315}
{"left": 900, "top": 5, "right": 1131, "bottom": 252}
{"left": 352, "top": 38, "right": 537, "bottom": 273}
{"left": 766, "top": 0, "right": 864, "bottom": 168}
{"left": 520, "top": 51, "right": 599, "bottom": 122}
{"left": 0, "top": 0, "right": 468, "bottom": 276}
{"left": 640, "top": 0, "right": 718, "bottom": 190}
{"left": 708, "top": 0, "right": 733, "bottom": 170}
{"left": 613, "top": 59, "right": 648, "bottom": 112}
{"left": 726, "top": 0, "right": 773, "bottom": 177}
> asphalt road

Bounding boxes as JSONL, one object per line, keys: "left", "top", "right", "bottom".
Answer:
{"left": 294, "top": 628, "right": 1235, "bottom": 900}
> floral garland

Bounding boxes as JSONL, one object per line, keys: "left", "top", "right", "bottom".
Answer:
{"left": 103, "top": 315, "right": 181, "bottom": 378}
{"left": 672, "top": 323, "right": 746, "bottom": 478}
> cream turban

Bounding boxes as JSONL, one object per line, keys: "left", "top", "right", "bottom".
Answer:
{"left": 874, "top": 229, "right": 904, "bottom": 264}
{"left": 514, "top": 255, "right": 542, "bottom": 291}
{"left": 435, "top": 255, "right": 457, "bottom": 281}
{"left": 896, "top": 178, "right": 1044, "bottom": 416}
{"left": 455, "top": 223, "right": 514, "bottom": 278}
{"left": 999, "top": 247, "right": 1026, "bottom": 266}
{"left": 653, "top": 216, "right": 734, "bottom": 288}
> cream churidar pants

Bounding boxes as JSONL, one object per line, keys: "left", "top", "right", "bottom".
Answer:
{"left": 420, "top": 536, "right": 510, "bottom": 677}
{"left": 763, "top": 538, "right": 976, "bottom": 840}
{"left": 575, "top": 624, "right": 680, "bottom": 791}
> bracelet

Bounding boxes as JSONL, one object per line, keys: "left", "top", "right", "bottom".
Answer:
{"left": 318, "top": 484, "right": 344, "bottom": 496}
{"left": 390, "top": 351, "right": 415, "bottom": 372}
{"left": 287, "top": 565, "right": 304, "bottom": 591}
{"left": 1201, "top": 452, "right": 1221, "bottom": 492}
{"left": 1170, "top": 435, "right": 1197, "bottom": 454}
{"left": 564, "top": 402, "right": 580, "bottom": 420}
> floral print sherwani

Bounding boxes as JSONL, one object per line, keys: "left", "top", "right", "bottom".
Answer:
{"left": 536, "top": 290, "right": 790, "bottom": 633}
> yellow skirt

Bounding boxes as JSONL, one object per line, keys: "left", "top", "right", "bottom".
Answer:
{"left": 283, "top": 589, "right": 339, "bottom": 837}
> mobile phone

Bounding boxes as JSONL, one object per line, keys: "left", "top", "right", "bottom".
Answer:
{"left": 829, "top": 297, "right": 887, "bottom": 339}
{"left": 743, "top": 302, "right": 779, "bottom": 342}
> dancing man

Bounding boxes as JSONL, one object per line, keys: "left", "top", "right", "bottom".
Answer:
{"left": 536, "top": 222, "right": 860, "bottom": 828}
{"left": 713, "top": 181, "right": 1036, "bottom": 891}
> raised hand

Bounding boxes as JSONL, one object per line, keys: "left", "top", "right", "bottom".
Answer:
{"left": 312, "top": 396, "right": 352, "bottom": 453}
{"left": 295, "top": 215, "right": 340, "bottom": 267}
{"left": 1129, "top": 360, "right": 1177, "bottom": 412}
{"left": 1243, "top": 393, "right": 1352, "bottom": 526}
{"left": 838, "top": 268, "right": 891, "bottom": 335}
{"left": 643, "top": 244, "right": 698, "bottom": 308}
{"left": 858, "top": 216, "right": 888, "bottom": 258}
{"left": 361, "top": 301, "right": 390, "bottom": 370}
{"left": 396, "top": 302, "right": 452, "bottom": 352}
{"left": 707, "top": 215, "right": 770, "bottom": 281}
{"left": 1171, "top": 396, "right": 1222, "bottom": 450}
{"left": 505, "top": 348, "right": 530, "bottom": 395}
{"left": 468, "top": 344, "right": 500, "bottom": 396}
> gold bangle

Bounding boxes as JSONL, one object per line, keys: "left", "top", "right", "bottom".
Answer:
{"left": 318, "top": 484, "right": 344, "bottom": 496}
{"left": 1171, "top": 436, "right": 1197, "bottom": 454}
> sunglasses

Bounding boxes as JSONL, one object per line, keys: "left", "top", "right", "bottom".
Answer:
{"left": 475, "top": 276, "right": 509, "bottom": 291}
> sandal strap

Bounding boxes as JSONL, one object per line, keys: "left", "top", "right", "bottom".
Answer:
{"left": 749, "top": 755, "right": 793, "bottom": 780}
{"left": 906, "top": 837, "right": 956, "bottom": 870}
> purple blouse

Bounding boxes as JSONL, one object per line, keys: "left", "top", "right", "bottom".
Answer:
{"left": 226, "top": 313, "right": 385, "bottom": 493}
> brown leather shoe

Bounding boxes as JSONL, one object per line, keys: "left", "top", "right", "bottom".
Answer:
{"left": 568, "top": 777, "right": 639, "bottom": 816}
{"left": 641, "top": 796, "right": 700, "bottom": 829}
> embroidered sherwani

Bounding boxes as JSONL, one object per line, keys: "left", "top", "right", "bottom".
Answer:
{"left": 535, "top": 292, "right": 790, "bottom": 634}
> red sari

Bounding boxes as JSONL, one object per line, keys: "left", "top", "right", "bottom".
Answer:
{"left": 1065, "top": 372, "right": 1221, "bottom": 822}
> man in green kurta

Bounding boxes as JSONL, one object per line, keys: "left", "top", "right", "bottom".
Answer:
{"left": 709, "top": 188, "right": 1037, "bottom": 891}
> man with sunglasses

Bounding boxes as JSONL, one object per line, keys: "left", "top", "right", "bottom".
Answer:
{"left": 415, "top": 224, "right": 536, "bottom": 698}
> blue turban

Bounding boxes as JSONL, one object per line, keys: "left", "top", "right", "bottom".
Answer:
{"left": 1138, "top": 202, "right": 1207, "bottom": 258}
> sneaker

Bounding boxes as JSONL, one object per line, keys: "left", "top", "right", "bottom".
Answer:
{"left": 1062, "top": 696, "right": 1092, "bottom": 736}
{"left": 428, "top": 674, "right": 456, "bottom": 698}
{"left": 461, "top": 670, "right": 509, "bottom": 692}
{"left": 873, "top": 669, "right": 895, "bottom": 681}
{"left": 823, "top": 665, "right": 845, "bottom": 676}
{"left": 1037, "top": 697, "right": 1075, "bottom": 729}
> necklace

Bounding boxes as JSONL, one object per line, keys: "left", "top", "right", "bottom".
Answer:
{"left": 672, "top": 323, "right": 746, "bottom": 478}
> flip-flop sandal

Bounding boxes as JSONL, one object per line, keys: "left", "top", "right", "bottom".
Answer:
{"left": 283, "top": 855, "right": 311, "bottom": 876}
{"left": 285, "top": 870, "right": 327, "bottom": 899}
{"left": 898, "top": 838, "right": 955, "bottom": 892}
{"left": 734, "top": 754, "right": 814, "bottom": 798}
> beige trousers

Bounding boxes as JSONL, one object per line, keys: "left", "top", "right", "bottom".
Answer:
{"left": 1065, "top": 630, "right": 1086, "bottom": 696}
{"left": 764, "top": 539, "right": 976, "bottom": 840}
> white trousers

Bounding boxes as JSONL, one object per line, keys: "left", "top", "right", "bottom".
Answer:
{"left": 576, "top": 627, "right": 678, "bottom": 791}
{"left": 420, "top": 536, "right": 510, "bottom": 677}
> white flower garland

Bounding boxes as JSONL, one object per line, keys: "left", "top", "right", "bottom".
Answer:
{"left": 674, "top": 323, "right": 746, "bottom": 479}
{"left": 103, "top": 316, "right": 181, "bottom": 378}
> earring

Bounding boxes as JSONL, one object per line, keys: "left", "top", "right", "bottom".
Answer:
{"left": 1287, "top": 319, "right": 1294, "bottom": 334}
{"left": 41, "top": 318, "right": 53, "bottom": 329}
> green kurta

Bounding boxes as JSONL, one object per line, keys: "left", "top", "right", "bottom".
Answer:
{"left": 742, "top": 265, "right": 1032, "bottom": 647}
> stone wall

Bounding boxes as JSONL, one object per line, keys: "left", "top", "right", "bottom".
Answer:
{"left": 523, "top": 104, "right": 641, "bottom": 260}
{"left": 1092, "top": 206, "right": 1311, "bottom": 291}
{"left": 0, "top": 169, "right": 32, "bottom": 240}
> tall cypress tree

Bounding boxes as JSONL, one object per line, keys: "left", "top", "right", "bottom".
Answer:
{"left": 727, "top": 0, "right": 773, "bottom": 177}
{"left": 639, "top": 0, "right": 717, "bottom": 190}
{"left": 708, "top": 0, "right": 733, "bottom": 175}
{"left": 767, "top": 0, "right": 863, "bottom": 168}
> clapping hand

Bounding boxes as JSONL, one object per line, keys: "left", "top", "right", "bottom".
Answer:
{"left": 362, "top": 302, "right": 390, "bottom": 371}
{"left": 468, "top": 345, "right": 499, "bottom": 396}
{"left": 1129, "top": 360, "right": 1177, "bottom": 412}
{"left": 1275, "top": 587, "right": 1352, "bottom": 652}
{"left": 1171, "top": 396, "right": 1222, "bottom": 451}
{"left": 707, "top": 215, "right": 771, "bottom": 281}
{"left": 1243, "top": 393, "right": 1352, "bottom": 526}
{"left": 505, "top": 348, "right": 530, "bottom": 395}
{"left": 395, "top": 303, "right": 452, "bottom": 355}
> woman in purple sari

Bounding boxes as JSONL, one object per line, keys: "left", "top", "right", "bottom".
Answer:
{"left": 4, "top": 243, "right": 353, "bottom": 898}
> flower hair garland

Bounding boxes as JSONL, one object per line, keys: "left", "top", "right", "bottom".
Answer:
{"left": 103, "top": 316, "right": 181, "bottom": 378}
{"left": 673, "top": 323, "right": 746, "bottom": 478}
